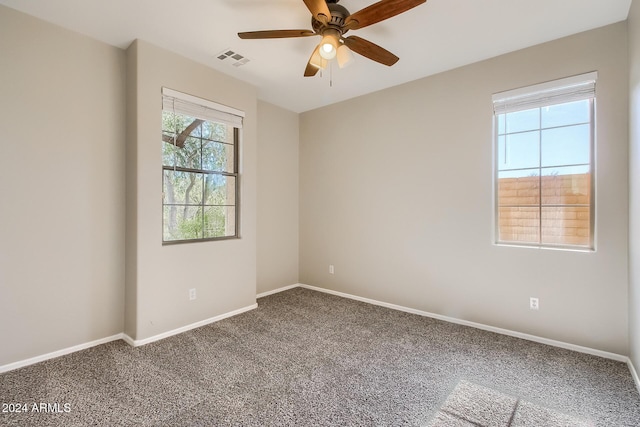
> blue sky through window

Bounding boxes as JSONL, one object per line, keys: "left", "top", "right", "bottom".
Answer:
{"left": 497, "top": 99, "right": 591, "bottom": 178}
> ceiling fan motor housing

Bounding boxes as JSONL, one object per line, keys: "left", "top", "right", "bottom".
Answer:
{"left": 312, "top": 2, "right": 350, "bottom": 36}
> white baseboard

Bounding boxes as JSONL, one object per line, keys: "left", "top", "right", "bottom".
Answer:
{"left": 0, "top": 303, "right": 259, "bottom": 373}
{"left": 629, "top": 359, "right": 640, "bottom": 395}
{"left": 298, "top": 283, "right": 629, "bottom": 363}
{"left": 0, "top": 333, "right": 124, "bottom": 374}
{"left": 123, "top": 303, "right": 258, "bottom": 347}
{"left": 121, "top": 333, "right": 136, "bottom": 347}
{"left": 257, "top": 284, "right": 299, "bottom": 299}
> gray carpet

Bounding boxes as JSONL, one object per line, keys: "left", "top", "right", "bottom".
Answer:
{"left": 0, "top": 287, "right": 639, "bottom": 426}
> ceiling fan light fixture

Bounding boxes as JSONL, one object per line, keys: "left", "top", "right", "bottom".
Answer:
{"left": 319, "top": 30, "right": 340, "bottom": 60}
{"left": 310, "top": 45, "right": 328, "bottom": 69}
{"left": 336, "top": 44, "right": 354, "bottom": 68}
{"left": 320, "top": 42, "right": 336, "bottom": 59}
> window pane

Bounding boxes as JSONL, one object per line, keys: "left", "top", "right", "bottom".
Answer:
{"left": 498, "top": 170, "right": 540, "bottom": 207}
{"left": 202, "top": 141, "right": 234, "bottom": 173}
{"left": 163, "top": 205, "right": 203, "bottom": 241}
{"left": 163, "top": 171, "right": 203, "bottom": 205}
{"left": 162, "top": 111, "right": 205, "bottom": 170}
{"left": 541, "top": 124, "right": 590, "bottom": 167}
{"left": 163, "top": 112, "right": 203, "bottom": 137}
{"left": 171, "top": 137, "right": 202, "bottom": 170}
{"left": 203, "top": 206, "right": 236, "bottom": 238}
{"left": 505, "top": 108, "right": 539, "bottom": 133}
{"left": 541, "top": 207, "right": 590, "bottom": 246}
{"left": 498, "top": 207, "right": 540, "bottom": 244}
{"left": 183, "top": 116, "right": 202, "bottom": 138}
{"left": 204, "top": 175, "right": 236, "bottom": 206}
{"left": 498, "top": 131, "right": 540, "bottom": 171}
{"left": 541, "top": 100, "right": 589, "bottom": 129}
{"left": 162, "top": 138, "right": 178, "bottom": 167}
{"left": 201, "top": 121, "right": 230, "bottom": 143}
{"left": 541, "top": 168, "right": 590, "bottom": 206}
{"left": 162, "top": 111, "right": 179, "bottom": 133}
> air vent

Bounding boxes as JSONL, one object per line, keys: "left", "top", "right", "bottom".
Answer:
{"left": 216, "top": 49, "right": 250, "bottom": 67}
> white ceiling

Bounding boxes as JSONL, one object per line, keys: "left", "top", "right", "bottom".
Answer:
{"left": 0, "top": 0, "right": 632, "bottom": 112}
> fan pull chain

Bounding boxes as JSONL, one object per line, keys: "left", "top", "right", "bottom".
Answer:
{"left": 330, "top": 61, "right": 333, "bottom": 88}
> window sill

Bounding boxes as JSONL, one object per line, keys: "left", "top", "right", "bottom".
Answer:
{"left": 494, "top": 242, "right": 595, "bottom": 253}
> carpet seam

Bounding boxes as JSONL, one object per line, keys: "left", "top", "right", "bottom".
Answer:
{"left": 440, "top": 409, "right": 485, "bottom": 427}
{"left": 507, "top": 399, "right": 520, "bottom": 426}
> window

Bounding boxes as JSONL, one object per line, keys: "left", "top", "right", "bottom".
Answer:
{"left": 492, "top": 72, "right": 596, "bottom": 250}
{"left": 161, "top": 88, "right": 243, "bottom": 244}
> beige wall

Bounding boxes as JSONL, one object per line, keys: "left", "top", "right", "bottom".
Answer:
{"left": 257, "top": 101, "right": 299, "bottom": 295}
{"left": 300, "top": 23, "right": 630, "bottom": 354}
{"left": 0, "top": 6, "right": 126, "bottom": 365}
{"left": 629, "top": 0, "right": 640, "bottom": 372}
{"left": 125, "top": 40, "right": 258, "bottom": 341}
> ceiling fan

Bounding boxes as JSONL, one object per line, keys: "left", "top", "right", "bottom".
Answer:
{"left": 238, "top": 0, "right": 427, "bottom": 76}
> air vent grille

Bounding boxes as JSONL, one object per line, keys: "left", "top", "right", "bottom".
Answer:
{"left": 216, "top": 49, "right": 250, "bottom": 67}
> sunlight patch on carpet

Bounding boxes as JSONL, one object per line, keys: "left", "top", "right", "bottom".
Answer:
{"left": 429, "top": 380, "right": 594, "bottom": 427}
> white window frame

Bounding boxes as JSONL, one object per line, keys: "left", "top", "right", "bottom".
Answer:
{"left": 161, "top": 88, "right": 244, "bottom": 244}
{"left": 492, "top": 72, "right": 597, "bottom": 250}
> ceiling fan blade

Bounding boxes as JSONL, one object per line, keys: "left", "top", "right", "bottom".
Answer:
{"left": 304, "top": 46, "right": 322, "bottom": 77}
{"left": 303, "top": 0, "right": 331, "bottom": 24}
{"left": 342, "top": 35, "right": 399, "bottom": 66}
{"left": 344, "top": 0, "right": 426, "bottom": 30}
{"left": 238, "top": 29, "right": 316, "bottom": 39}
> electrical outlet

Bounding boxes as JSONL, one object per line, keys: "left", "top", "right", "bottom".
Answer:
{"left": 329, "top": 264, "right": 334, "bottom": 275}
{"left": 530, "top": 297, "right": 539, "bottom": 310}
{"left": 189, "top": 288, "right": 197, "bottom": 301}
